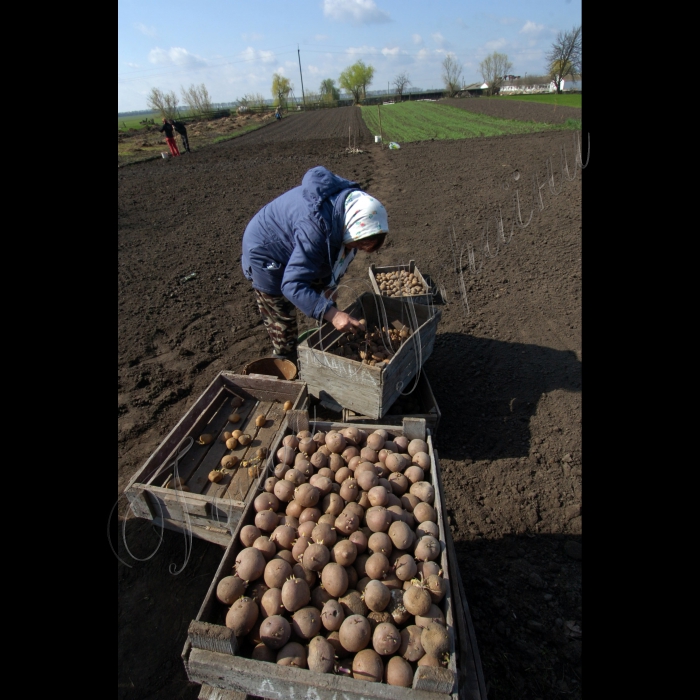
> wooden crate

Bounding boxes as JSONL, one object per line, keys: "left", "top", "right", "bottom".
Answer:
{"left": 369, "top": 260, "right": 435, "bottom": 306}
{"left": 181, "top": 413, "right": 486, "bottom": 700}
{"left": 297, "top": 292, "right": 441, "bottom": 420}
{"left": 343, "top": 370, "right": 441, "bottom": 436}
{"left": 124, "top": 372, "right": 308, "bottom": 546}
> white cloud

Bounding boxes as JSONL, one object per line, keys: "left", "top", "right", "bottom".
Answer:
{"left": 314, "top": 34, "right": 329, "bottom": 41}
{"left": 322, "top": 0, "right": 390, "bottom": 26}
{"left": 416, "top": 48, "right": 431, "bottom": 61}
{"left": 412, "top": 34, "right": 422, "bottom": 44}
{"left": 498, "top": 17, "right": 518, "bottom": 25}
{"left": 126, "top": 62, "right": 139, "bottom": 68}
{"left": 484, "top": 38, "right": 507, "bottom": 51}
{"left": 431, "top": 32, "right": 445, "bottom": 46}
{"left": 345, "top": 44, "right": 380, "bottom": 56}
{"left": 135, "top": 22, "right": 157, "bottom": 37}
{"left": 148, "top": 47, "right": 207, "bottom": 67}
{"left": 242, "top": 32, "right": 263, "bottom": 42}
{"left": 520, "top": 21, "right": 544, "bottom": 35}
{"left": 382, "top": 46, "right": 401, "bottom": 56}
{"left": 241, "top": 47, "right": 276, "bottom": 64}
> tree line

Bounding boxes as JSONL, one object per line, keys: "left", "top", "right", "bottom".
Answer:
{"left": 144, "top": 26, "right": 580, "bottom": 121}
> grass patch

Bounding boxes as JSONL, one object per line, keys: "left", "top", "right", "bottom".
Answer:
{"left": 360, "top": 101, "right": 576, "bottom": 143}
{"left": 491, "top": 93, "right": 582, "bottom": 108}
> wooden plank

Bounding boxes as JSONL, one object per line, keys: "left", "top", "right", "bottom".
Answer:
{"left": 187, "top": 397, "right": 258, "bottom": 494}
{"left": 413, "top": 667, "right": 455, "bottom": 695}
{"left": 125, "top": 488, "right": 154, "bottom": 520}
{"left": 403, "top": 417, "right": 426, "bottom": 442}
{"left": 127, "top": 380, "right": 228, "bottom": 489}
{"left": 188, "top": 621, "right": 238, "bottom": 656}
{"left": 432, "top": 447, "right": 487, "bottom": 700}
{"left": 148, "top": 390, "right": 235, "bottom": 487}
{"left": 220, "top": 400, "right": 284, "bottom": 501}
{"left": 140, "top": 485, "right": 210, "bottom": 518}
{"left": 152, "top": 517, "right": 234, "bottom": 547}
{"left": 221, "top": 373, "right": 304, "bottom": 400}
{"left": 427, "top": 435, "right": 458, "bottom": 697}
{"left": 198, "top": 685, "right": 247, "bottom": 700}
{"left": 187, "top": 648, "right": 454, "bottom": 700}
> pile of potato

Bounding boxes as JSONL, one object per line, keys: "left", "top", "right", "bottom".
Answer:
{"left": 330, "top": 324, "right": 411, "bottom": 366}
{"left": 216, "top": 426, "right": 452, "bottom": 687}
{"left": 375, "top": 270, "right": 426, "bottom": 298}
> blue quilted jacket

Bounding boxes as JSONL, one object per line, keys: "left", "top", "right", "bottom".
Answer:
{"left": 241, "top": 166, "right": 361, "bottom": 320}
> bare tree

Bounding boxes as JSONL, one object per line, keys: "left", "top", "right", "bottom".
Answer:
{"left": 442, "top": 54, "right": 463, "bottom": 97}
{"left": 546, "top": 26, "right": 582, "bottom": 94}
{"left": 479, "top": 52, "right": 513, "bottom": 95}
{"left": 147, "top": 87, "right": 179, "bottom": 120}
{"left": 181, "top": 84, "right": 212, "bottom": 118}
{"left": 393, "top": 72, "right": 411, "bottom": 101}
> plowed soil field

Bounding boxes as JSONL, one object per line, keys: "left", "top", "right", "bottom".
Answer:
{"left": 118, "top": 103, "right": 582, "bottom": 700}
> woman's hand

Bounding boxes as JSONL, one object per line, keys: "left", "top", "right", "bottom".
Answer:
{"left": 323, "top": 306, "right": 362, "bottom": 333}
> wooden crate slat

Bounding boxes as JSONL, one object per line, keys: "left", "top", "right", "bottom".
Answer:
{"left": 149, "top": 391, "right": 240, "bottom": 488}
{"left": 133, "top": 384, "right": 228, "bottom": 488}
{"left": 186, "top": 398, "right": 259, "bottom": 494}
{"left": 152, "top": 517, "right": 234, "bottom": 548}
{"left": 432, "top": 447, "right": 487, "bottom": 700}
{"left": 198, "top": 400, "right": 271, "bottom": 498}
{"left": 187, "top": 648, "right": 455, "bottom": 700}
{"left": 198, "top": 684, "right": 247, "bottom": 700}
{"left": 220, "top": 401, "right": 285, "bottom": 502}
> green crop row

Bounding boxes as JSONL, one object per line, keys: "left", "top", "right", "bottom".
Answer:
{"left": 491, "top": 94, "right": 582, "bottom": 108}
{"left": 360, "top": 102, "right": 578, "bottom": 144}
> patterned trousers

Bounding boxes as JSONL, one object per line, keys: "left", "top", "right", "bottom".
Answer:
{"left": 253, "top": 290, "right": 298, "bottom": 355}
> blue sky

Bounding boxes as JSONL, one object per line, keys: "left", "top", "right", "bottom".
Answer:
{"left": 117, "top": 0, "right": 582, "bottom": 112}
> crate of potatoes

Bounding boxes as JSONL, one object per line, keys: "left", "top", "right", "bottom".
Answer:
{"left": 369, "top": 260, "right": 435, "bottom": 306}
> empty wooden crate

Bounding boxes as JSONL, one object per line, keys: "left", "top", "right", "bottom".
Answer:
{"left": 124, "top": 371, "right": 307, "bottom": 546}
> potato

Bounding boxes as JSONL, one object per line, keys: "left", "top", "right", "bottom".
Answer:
{"left": 225, "top": 596, "right": 259, "bottom": 636}
{"left": 414, "top": 535, "right": 441, "bottom": 562}
{"left": 415, "top": 521, "right": 440, "bottom": 539}
{"left": 273, "top": 479, "right": 295, "bottom": 503}
{"left": 221, "top": 455, "right": 239, "bottom": 469}
{"left": 388, "top": 520, "right": 413, "bottom": 550}
{"left": 365, "top": 552, "right": 390, "bottom": 580}
{"left": 399, "top": 624, "right": 425, "bottom": 662}
{"left": 365, "top": 506, "right": 392, "bottom": 533}
{"left": 239, "top": 525, "right": 262, "bottom": 548}
{"left": 254, "top": 492, "right": 279, "bottom": 513}
{"left": 271, "top": 524, "right": 297, "bottom": 551}
{"left": 307, "top": 635, "right": 336, "bottom": 673}
{"left": 293, "top": 563, "right": 317, "bottom": 588}
{"left": 408, "top": 439, "right": 428, "bottom": 457}
{"left": 216, "top": 575, "right": 246, "bottom": 605}
{"left": 276, "top": 641, "right": 307, "bottom": 667}
{"left": 251, "top": 642, "right": 277, "bottom": 663}
{"left": 384, "top": 656, "right": 413, "bottom": 687}
{"left": 252, "top": 536, "right": 276, "bottom": 561}
{"left": 339, "top": 590, "right": 369, "bottom": 617}
{"left": 412, "top": 451, "right": 431, "bottom": 470}
{"left": 410, "top": 481, "right": 435, "bottom": 504}
{"left": 321, "top": 599, "right": 345, "bottom": 631}
{"left": 403, "top": 584, "right": 432, "bottom": 616}
{"left": 235, "top": 547, "right": 266, "bottom": 582}
{"left": 263, "top": 558, "right": 293, "bottom": 589}
{"left": 311, "top": 584, "right": 333, "bottom": 611}
{"left": 415, "top": 603, "right": 446, "bottom": 629}
{"left": 321, "top": 562, "right": 349, "bottom": 598}
{"left": 311, "top": 522, "right": 336, "bottom": 548}
{"left": 291, "top": 606, "right": 322, "bottom": 640}
{"left": 368, "top": 532, "right": 392, "bottom": 557}
{"left": 426, "top": 573, "right": 448, "bottom": 603}
{"left": 335, "top": 510, "right": 360, "bottom": 536}
{"left": 362, "top": 579, "right": 391, "bottom": 612}
{"left": 254, "top": 510, "right": 280, "bottom": 533}
{"left": 274, "top": 550, "right": 296, "bottom": 566}
{"left": 413, "top": 502, "right": 437, "bottom": 524}
{"left": 386, "top": 588, "right": 411, "bottom": 626}
{"left": 283, "top": 400, "right": 293, "bottom": 411}
{"left": 373, "top": 621, "right": 401, "bottom": 656}
{"left": 352, "top": 648, "right": 383, "bottom": 682}
{"left": 260, "top": 587, "right": 285, "bottom": 618}
{"left": 339, "top": 614, "right": 371, "bottom": 652}
{"left": 394, "top": 553, "right": 418, "bottom": 581}
{"left": 281, "top": 577, "right": 311, "bottom": 612}
{"left": 255, "top": 414, "right": 267, "bottom": 427}
{"left": 331, "top": 539, "right": 358, "bottom": 567}
{"left": 302, "top": 542, "right": 330, "bottom": 572}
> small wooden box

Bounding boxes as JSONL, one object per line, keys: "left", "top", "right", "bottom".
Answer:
{"left": 342, "top": 369, "right": 441, "bottom": 436}
{"left": 182, "top": 414, "right": 484, "bottom": 700}
{"left": 369, "top": 259, "right": 435, "bottom": 306}
{"left": 297, "top": 292, "right": 441, "bottom": 419}
{"left": 124, "top": 372, "right": 307, "bottom": 546}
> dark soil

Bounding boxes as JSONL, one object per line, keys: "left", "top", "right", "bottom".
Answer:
{"left": 118, "top": 104, "right": 582, "bottom": 700}
{"left": 440, "top": 97, "right": 582, "bottom": 125}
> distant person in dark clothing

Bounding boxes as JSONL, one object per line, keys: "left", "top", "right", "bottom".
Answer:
{"left": 170, "top": 118, "right": 190, "bottom": 152}
{"left": 159, "top": 118, "right": 180, "bottom": 157}
{"left": 275, "top": 106, "right": 282, "bottom": 120}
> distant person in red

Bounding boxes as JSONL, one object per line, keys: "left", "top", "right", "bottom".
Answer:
{"left": 159, "top": 118, "right": 180, "bottom": 157}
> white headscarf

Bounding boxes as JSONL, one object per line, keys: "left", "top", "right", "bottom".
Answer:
{"left": 342, "top": 191, "right": 388, "bottom": 244}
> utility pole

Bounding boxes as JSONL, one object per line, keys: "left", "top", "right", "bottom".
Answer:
{"left": 298, "top": 46, "right": 306, "bottom": 108}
